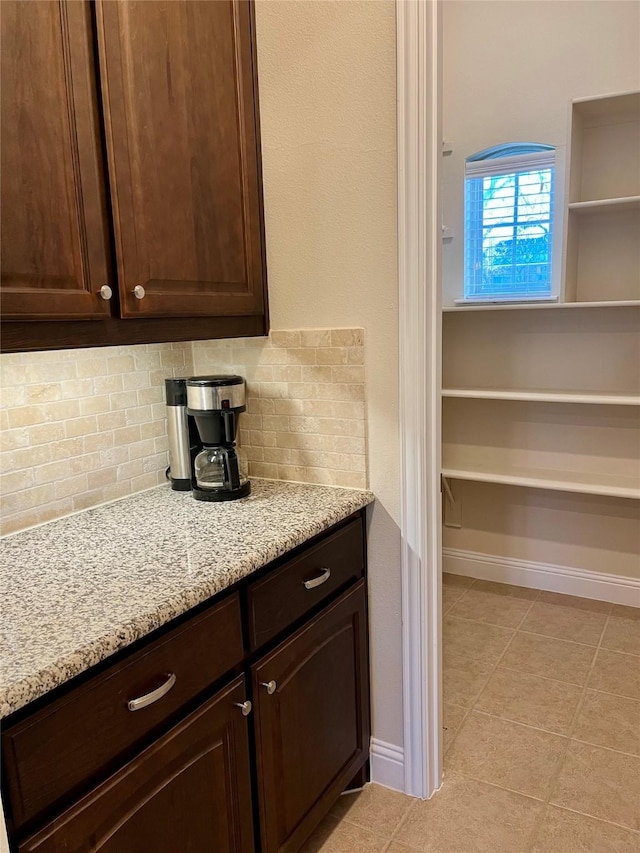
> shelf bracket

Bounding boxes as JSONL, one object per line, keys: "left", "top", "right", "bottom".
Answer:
{"left": 441, "top": 475, "right": 462, "bottom": 528}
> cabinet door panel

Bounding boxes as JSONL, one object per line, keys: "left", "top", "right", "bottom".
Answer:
{"left": 253, "top": 582, "right": 370, "bottom": 853}
{"left": 96, "top": 0, "right": 266, "bottom": 319}
{"left": 0, "top": 1, "right": 112, "bottom": 320}
{"left": 19, "top": 677, "right": 254, "bottom": 853}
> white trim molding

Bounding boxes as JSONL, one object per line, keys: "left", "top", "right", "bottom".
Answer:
{"left": 370, "top": 738, "right": 405, "bottom": 793}
{"left": 397, "top": 0, "right": 443, "bottom": 798}
{"left": 444, "top": 549, "right": 640, "bottom": 608}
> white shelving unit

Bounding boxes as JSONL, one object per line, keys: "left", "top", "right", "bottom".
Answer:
{"left": 441, "top": 465, "right": 640, "bottom": 501}
{"left": 441, "top": 91, "right": 640, "bottom": 571}
{"left": 442, "top": 388, "right": 640, "bottom": 406}
{"left": 563, "top": 91, "right": 640, "bottom": 304}
{"left": 568, "top": 196, "right": 640, "bottom": 215}
{"left": 442, "top": 396, "right": 640, "bottom": 502}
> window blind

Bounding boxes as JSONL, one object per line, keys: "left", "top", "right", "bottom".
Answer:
{"left": 464, "top": 147, "right": 556, "bottom": 301}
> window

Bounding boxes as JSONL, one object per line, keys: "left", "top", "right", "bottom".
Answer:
{"left": 464, "top": 143, "right": 556, "bottom": 302}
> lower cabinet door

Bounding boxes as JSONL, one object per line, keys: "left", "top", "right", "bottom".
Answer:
{"left": 252, "top": 581, "right": 370, "bottom": 853}
{"left": 19, "top": 677, "right": 255, "bottom": 853}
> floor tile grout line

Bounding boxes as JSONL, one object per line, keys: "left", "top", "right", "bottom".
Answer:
{"left": 459, "top": 704, "right": 640, "bottom": 758}
{"left": 568, "top": 735, "right": 640, "bottom": 761}
{"left": 516, "top": 626, "right": 631, "bottom": 651}
{"left": 565, "top": 609, "right": 612, "bottom": 739}
{"left": 524, "top": 608, "right": 614, "bottom": 853}
{"left": 445, "top": 615, "right": 617, "bottom": 651}
{"left": 327, "top": 791, "right": 416, "bottom": 850}
{"left": 448, "top": 767, "right": 546, "bottom": 803}
{"left": 472, "top": 595, "right": 540, "bottom": 701}
{"left": 444, "top": 595, "right": 539, "bottom": 759}
{"left": 579, "top": 684, "right": 640, "bottom": 701}
{"left": 443, "top": 582, "right": 473, "bottom": 614}
{"left": 443, "top": 705, "right": 470, "bottom": 758}
{"left": 383, "top": 797, "right": 420, "bottom": 848}
{"left": 547, "top": 802, "right": 640, "bottom": 836}
{"left": 496, "top": 662, "right": 591, "bottom": 689}
{"left": 469, "top": 708, "right": 572, "bottom": 739}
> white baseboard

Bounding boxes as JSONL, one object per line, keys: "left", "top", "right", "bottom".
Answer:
{"left": 443, "top": 549, "right": 640, "bottom": 607}
{"left": 370, "top": 738, "right": 405, "bottom": 793}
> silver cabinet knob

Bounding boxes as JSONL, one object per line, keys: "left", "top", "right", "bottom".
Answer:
{"left": 100, "top": 284, "right": 113, "bottom": 300}
{"left": 235, "top": 699, "right": 252, "bottom": 717}
{"left": 260, "top": 680, "right": 277, "bottom": 695}
{"left": 133, "top": 285, "right": 146, "bottom": 300}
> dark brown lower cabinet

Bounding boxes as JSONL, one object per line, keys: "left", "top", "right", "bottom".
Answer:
{"left": 2, "top": 514, "right": 370, "bottom": 853}
{"left": 252, "top": 581, "right": 370, "bottom": 853}
{"left": 19, "top": 677, "right": 254, "bottom": 853}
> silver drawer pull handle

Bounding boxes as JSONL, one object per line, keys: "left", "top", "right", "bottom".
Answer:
{"left": 303, "top": 567, "right": 331, "bottom": 590}
{"left": 260, "top": 680, "right": 277, "bottom": 695}
{"left": 127, "top": 673, "right": 176, "bottom": 711}
{"left": 235, "top": 700, "right": 252, "bottom": 716}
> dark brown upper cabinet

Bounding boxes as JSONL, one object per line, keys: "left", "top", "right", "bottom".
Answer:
{"left": 95, "top": 0, "right": 266, "bottom": 320}
{"left": 0, "top": 0, "right": 268, "bottom": 352}
{"left": 0, "top": 1, "right": 112, "bottom": 321}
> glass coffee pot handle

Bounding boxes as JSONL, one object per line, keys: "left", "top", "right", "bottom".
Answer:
{"left": 223, "top": 447, "right": 241, "bottom": 491}
{"left": 222, "top": 410, "right": 236, "bottom": 443}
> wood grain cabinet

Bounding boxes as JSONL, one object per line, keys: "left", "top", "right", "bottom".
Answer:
{"left": 253, "top": 582, "right": 370, "bottom": 853}
{"left": 0, "top": 0, "right": 268, "bottom": 351}
{"left": 19, "top": 678, "right": 255, "bottom": 853}
{"left": 1, "top": 513, "right": 370, "bottom": 853}
{"left": 0, "top": 1, "right": 112, "bottom": 322}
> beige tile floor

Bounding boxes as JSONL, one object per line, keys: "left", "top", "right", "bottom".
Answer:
{"left": 300, "top": 575, "right": 640, "bottom": 852}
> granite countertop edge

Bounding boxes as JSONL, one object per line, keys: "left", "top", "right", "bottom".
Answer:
{"left": 1, "top": 480, "right": 374, "bottom": 719}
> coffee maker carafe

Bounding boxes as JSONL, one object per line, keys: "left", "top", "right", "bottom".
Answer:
{"left": 165, "top": 375, "right": 250, "bottom": 501}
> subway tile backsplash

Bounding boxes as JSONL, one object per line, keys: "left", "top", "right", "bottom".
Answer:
{"left": 0, "top": 342, "right": 194, "bottom": 535}
{"left": 1, "top": 329, "right": 367, "bottom": 535}
{"left": 192, "top": 329, "right": 367, "bottom": 490}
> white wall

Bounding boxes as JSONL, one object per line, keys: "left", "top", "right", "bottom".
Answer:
{"left": 254, "top": 1, "right": 403, "bottom": 747}
{"left": 442, "top": 0, "right": 640, "bottom": 301}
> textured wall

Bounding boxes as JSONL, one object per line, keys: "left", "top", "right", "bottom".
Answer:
{"left": 0, "top": 343, "right": 194, "bottom": 535}
{"left": 254, "top": 0, "right": 402, "bottom": 749}
{"left": 193, "top": 329, "right": 367, "bottom": 489}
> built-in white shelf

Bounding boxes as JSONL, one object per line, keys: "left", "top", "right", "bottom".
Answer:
{"left": 442, "top": 388, "right": 640, "bottom": 406}
{"left": 568, "top": 196, "right": 640, "bottom": 215}
{"left": 442, "top": 299, "right": 640, "bottom": 313}
{"left": 441, "top": 465, "right": 640, "bottom": 500}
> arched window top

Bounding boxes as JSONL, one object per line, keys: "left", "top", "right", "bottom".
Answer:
{"left": 467, "top": 142, "right": 555, "bottom": 163}
{"left": 463, "top": 141, "right": 557, "bottom": 302}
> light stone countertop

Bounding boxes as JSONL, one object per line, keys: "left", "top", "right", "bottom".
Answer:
{"left": 0, "top": 479, "right": 373, "bottom": 719}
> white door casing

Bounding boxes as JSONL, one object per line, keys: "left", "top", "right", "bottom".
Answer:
{"left": 397, "top": 0, "right": 443, "bottom": 798}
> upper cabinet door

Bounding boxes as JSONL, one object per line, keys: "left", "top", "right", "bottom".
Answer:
{"left": 96, "top": 0, "right": 267, "bottom": 320}
{"left": 0, "top": 1, "right": 112, "bottom": 320}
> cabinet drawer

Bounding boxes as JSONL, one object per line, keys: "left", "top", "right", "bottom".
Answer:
{"left": 19, "top": 677, "right": 254, "bottom": 853}
{"left": 247, "top": 517, "right": 364, "bottom": 650}
{"left": 3, "top": 592, "right": 243, "bottom": 829}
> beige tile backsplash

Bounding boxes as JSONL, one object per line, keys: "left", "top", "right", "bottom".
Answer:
{"left": 192, "top": 328, "right": 367, "bottom": 489}
{"left": 0, "top": 329, "right": 367, "bottom": 535}
{"left": 0, "top": 342, "right": 195, "bottom": 536}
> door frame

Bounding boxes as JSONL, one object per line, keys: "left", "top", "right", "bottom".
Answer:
{"left": 397, "top": 0, "right": 443, "bottom": 798}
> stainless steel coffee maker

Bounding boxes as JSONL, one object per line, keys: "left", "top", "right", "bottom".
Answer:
{"left": 165, "top": 375, "right": 250, "bottom": 501}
